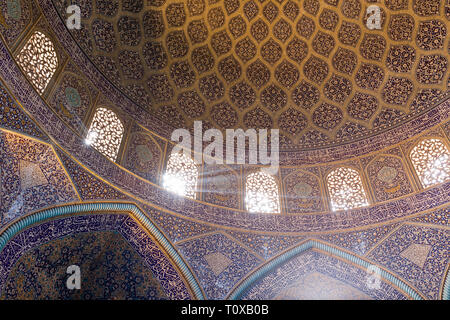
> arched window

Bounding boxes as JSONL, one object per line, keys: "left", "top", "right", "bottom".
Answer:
{"left": 86, "top": 107, "right": 124, "bottom": 162}
{"left": 410, "top": 138, "right": 450, "bottom": 188}
{"left": 245, "top": 171, "right": 280, "bottom": 213}
{"left": 327, "top": 167, "right": 369, "bottom": 211}
{"left": 163, "top": 151, "right": 198, "bottom": 198}
{"left": 16, "top": 31, "right": 58, "bottom": 94}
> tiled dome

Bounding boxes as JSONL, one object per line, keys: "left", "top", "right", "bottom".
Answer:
{"left": 51, "top": 0, "right": 449, "bottom": 150}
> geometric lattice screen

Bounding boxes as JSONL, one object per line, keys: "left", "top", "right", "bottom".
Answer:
{"left": 86, "top": 107, "right": 124, "bottom": 162}
{"left": 163, "top": 151, "right": 198, "bottom": 199}
{"left": 410, "top": 138, "right": 450, "bottom": 188}
{"left": 245, "top": 171, "right": 280, "bottom": 213}
{"left": 16, "top": 31, "right": 58, "bottom": 94}
{"left": 327, "top": 167, "right": 369, "bottom": 211}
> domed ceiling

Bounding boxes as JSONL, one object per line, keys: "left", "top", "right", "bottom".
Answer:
{"left": 53, "top": 0, "right": 449, "bottom": 150}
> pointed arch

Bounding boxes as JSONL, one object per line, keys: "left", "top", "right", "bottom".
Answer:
{"left": 365, "top": 154, "right": 414, "bottom": 201}
{"left": 0, "top": 202, "right": 204, "bottom": 300}
{"left": 326, "top": 167, "right": 369, "bottom": 211}
{"left": 123, "top": 131, "right": 163, "bottom": 183}
{"left": 282, "top": 169, "right": 324, "bottom": 213}
{"left": 202, "top": 162, "right": 242, "bottom": 209}
{"left": 227, "top": 240, "right": 424, "bottom": 300}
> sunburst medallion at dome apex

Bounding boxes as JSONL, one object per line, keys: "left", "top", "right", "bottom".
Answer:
{"left": 52, "top": 0, "right": 449, "bottom": 150}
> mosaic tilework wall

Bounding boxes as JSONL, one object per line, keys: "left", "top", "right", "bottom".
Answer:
{"left": 318, "top": 223, "right": 400, "bottom": 256}
{"left": 172, "top": 208, "right": 449, "bottom": 300}
{"left": 177, "top": 232, "right": 262, "bottom": 299}
{"left": 0, "top": 213, "right": 193, "bottom": 300}
{"left": 2, "top": 231, "right": 169, "bottom": 300}
{"left": 0, "top": 130, "right": 78, "bottom": 227}
{"left": 200, "top": 163, "right": 242, "bottom": 209}
{"left": 365, "top": 154, "right": 413, "bottom": 201}
{"left": 0, "top": 0, "right": 40, "bottom": 47}
{"left": 241, "top": 250, "right": 408, "bottom": 300}
{"left": 0, "top": 78, "right": 46, "bottom": 140}
{"left": 367, "top": 224, "right": 449, "bottom": 300}
{"left": 0, "top": 123, "right": 447, "bottom": 299}
{"left": 224, "top": 230, "right": 304, "bottom": 260}
{"left": 283, "top": 169, "right": 325, "bottom": 213}
{"left": 123, "top": 123, "right": 165, "bottom": 184}
{"left": 56, "top": 148, "right": 131, "bottom": 202}
{"left": 47, "top": 61, "right": 98, "bottom": 133}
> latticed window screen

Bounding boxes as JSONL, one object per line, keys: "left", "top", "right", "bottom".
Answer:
{"left": 16, "top": 31, "right": 58, "bottom": 94}
{"left": 163, "top": 151, "right": 198, "bottom": 199}
{"left": 245, "top": 171, "right": 280, "bottom": 213}
{"left": 410, "top": 138, "right": 450, "bottom": 188}
{"left": 327, "top": 167, "right": 369, "bottom": 211}
{"left": 86, "top": 107, "right": 124, "bottom": 162}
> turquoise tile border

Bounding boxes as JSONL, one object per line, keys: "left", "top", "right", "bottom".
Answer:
{"left": 443, "top": 269, "right": 450, "bottom": 300}
{"left": 0, "top": 202, "right": 205, "bottom": 300}
{"left": 227, "top": 240, "right": 424, "bottom": 300}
